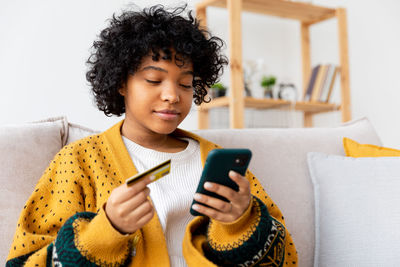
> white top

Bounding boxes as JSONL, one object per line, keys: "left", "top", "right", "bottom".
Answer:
{"left": 122, "top": 136, "right": 203, "bottom": 267}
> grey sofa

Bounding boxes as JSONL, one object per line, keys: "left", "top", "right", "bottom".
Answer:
{"left": 0, "top": 116, "right": 381, "bottom": 266}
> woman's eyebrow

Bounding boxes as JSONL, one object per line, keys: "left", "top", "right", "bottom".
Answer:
{"left": 182, "top": 70, "right": 194, "bottom": 76}
{"left": 142, "top": 66, "right": 167, "bottom": 72}
{"left": 141, "top": 66, "right": 194, "bottom": 76}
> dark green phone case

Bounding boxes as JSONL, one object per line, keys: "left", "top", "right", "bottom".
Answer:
{"left": 190, "top": 148, "right": 252, "bottom": 216}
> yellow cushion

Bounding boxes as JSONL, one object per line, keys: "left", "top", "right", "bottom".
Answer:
{"left": 343, "top": 137, "right": 400, "bottom": 157}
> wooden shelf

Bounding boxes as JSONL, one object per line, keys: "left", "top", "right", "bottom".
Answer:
{"left": 196, "top": 0, "right": 351, "bottom": 129}
{"left": 199, "top": 97, "right": 340, "bottom": 114}
{"left": 197, "top": 0, "right": 336, "bottom": 24}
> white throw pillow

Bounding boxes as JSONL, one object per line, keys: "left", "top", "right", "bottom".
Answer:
{"left": 307, "top": 152, "right": 400, "bottom": 267}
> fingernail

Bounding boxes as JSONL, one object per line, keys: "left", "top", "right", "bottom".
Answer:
{"left": 229, "top": 171, "right": 239, "bottom": 177}
{"left": 194, "top": 194, "right": 202, "bottom": 201}
{"left": 192, "top": 204, "right": 200, "bottom": 210}
{"left": 204, "top": 182, "right": 213, "bottom": 189}
{"left": 149, "top": 175, "right": 156, "bottom": 181}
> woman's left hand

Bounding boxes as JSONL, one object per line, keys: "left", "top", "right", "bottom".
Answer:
{"left": 192, "top": 170, "right": 252, "bottom": 223}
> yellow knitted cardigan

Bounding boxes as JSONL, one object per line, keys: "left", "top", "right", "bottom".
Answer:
{"left": 7, "top": 120, "right": 298, "bottom": 266}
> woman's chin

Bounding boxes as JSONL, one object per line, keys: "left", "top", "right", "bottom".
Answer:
{"left": 152, "top": 123, "right": 181, "bottom": 135}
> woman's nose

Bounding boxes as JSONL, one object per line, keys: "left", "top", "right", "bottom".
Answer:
{"left": 160, "top": 83, "right": 180, "bottom": 104}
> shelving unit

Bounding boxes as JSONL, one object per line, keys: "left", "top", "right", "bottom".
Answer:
{"left": 195, "top": 0, "right": 351, "bottom": 129}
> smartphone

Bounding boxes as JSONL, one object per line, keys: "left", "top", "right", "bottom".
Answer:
{"left": 190, "top": 148, "right": 252, "bottom": 216}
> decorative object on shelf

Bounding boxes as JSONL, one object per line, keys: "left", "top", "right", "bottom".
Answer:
{"left": 244, "top": 81, "right": 252, "bottom": 97}
{"left": 278, "top": 83, "right": 298, "bottom": 102}
{"left": 261, "top": 75, "right": 276, "bottom": 98}
{"left": 209, "top": 82, "right": 227, "bottom": 98}
{"left": 243, "top": 60, "right": 259, "bottom": 97}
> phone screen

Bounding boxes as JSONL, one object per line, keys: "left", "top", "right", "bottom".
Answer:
{"left": 190, "top": 148, "right": 252, "bottom": 216}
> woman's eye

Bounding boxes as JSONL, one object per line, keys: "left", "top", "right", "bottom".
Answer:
{"left": 145, "top": 79, "right": 161, "bottom": 84}
{"left": 180, "top": 84, "right": 192, "bottom": 89}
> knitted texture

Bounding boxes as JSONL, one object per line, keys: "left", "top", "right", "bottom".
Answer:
{"left": 5, "top": 251, "right": 35, "bottom": 267}
{"left": 7, "top": 120, "right": 297, "bottom": 266}
{"left": 6, "top": 121, "right": 167, "bottom": 266}
{"left": 206, "top": 197, "right": 286, "bottom": 266}
{"left": 53, "top": 212, "right": 101, "bottom": 266}
{"left": 207, "top": 197, "right": 259, "bottom": 251}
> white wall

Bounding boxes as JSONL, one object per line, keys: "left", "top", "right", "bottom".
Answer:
{"left": 1, "top": 0, "right": 400, "bottom": 147}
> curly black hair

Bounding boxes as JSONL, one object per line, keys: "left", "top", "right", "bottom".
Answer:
{"left": 86, "top": 4, "right": 228, "bottom": 117}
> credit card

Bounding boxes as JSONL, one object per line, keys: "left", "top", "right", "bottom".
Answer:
{"left": 126, "top": 159, "right": 171, "bottom": 186}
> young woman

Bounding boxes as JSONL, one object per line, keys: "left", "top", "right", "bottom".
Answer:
{"left": 7, "top": 5, "right": 297, "bottom": 266}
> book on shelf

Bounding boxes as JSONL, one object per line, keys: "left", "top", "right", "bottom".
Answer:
{"left": 320, "top": 65, "right": 338, "bottom": 102}
{"left": 311, "top": 64, "right": 328, "bottom": 102}
{"left": 304, "top": 64, "right": 339, "bottom": 103}
{"left": 317, "top": 64, "right": 332, "bottom": 101}
{"left": 303, "top": 64, "right": 320, "bottom": 101}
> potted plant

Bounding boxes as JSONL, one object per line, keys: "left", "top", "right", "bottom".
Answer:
{"left": 210, "top": 82, "right": 227, "bottom": 98}
{"left": 261, "top": 75, "right": 276, "bottom": 98}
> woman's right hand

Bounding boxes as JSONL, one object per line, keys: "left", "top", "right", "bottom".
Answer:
{"left": 105, "top": 177, "right": 154, "bottom": 234}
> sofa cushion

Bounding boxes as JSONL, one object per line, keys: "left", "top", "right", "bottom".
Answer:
{"left": 194, "top": 117, "right": 381, "bottom": 267}
{"left": 0, "top": 118, "right": 98, "bottom": 264}
{"left": 0, "top": 117, "right": 68, "bottom": 263}
{"left": 343, "top": 137, "right": 400, "bottom": 157}
{"left": 307, "top": 152, "right": 400, "bottom": 266}
{"left": 66, "top": 122, "right": 99, "bottom": 145}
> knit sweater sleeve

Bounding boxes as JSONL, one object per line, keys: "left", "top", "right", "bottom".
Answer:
{"left": 183, "top": 171, "right": 298, "bottom": 267}
{"left": 6, "top": 145, "right": 137, "bottom": 266}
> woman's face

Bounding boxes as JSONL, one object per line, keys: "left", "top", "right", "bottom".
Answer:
{"left": 119, "top": 54, "right": 194, "bottom": 136}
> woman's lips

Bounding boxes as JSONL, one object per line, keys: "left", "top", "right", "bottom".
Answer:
{"left": 154, "top": 110, "right": 180, "bottom": 120}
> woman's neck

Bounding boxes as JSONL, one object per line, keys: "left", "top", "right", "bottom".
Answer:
{"left": 121, "top": 122, "right": 187, "bottom": 153}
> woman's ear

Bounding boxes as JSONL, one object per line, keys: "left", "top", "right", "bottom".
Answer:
{"left": 118, "top": 85, "right": 126, "bottom": 96}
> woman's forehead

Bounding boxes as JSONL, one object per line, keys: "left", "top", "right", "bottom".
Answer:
{"left": 139, "top": 53, "right": 193, "bottom": 71}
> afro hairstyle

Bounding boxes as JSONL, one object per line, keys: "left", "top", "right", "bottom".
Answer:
{"left": 86, "top": 4, "right": 228, "bottom": 117}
